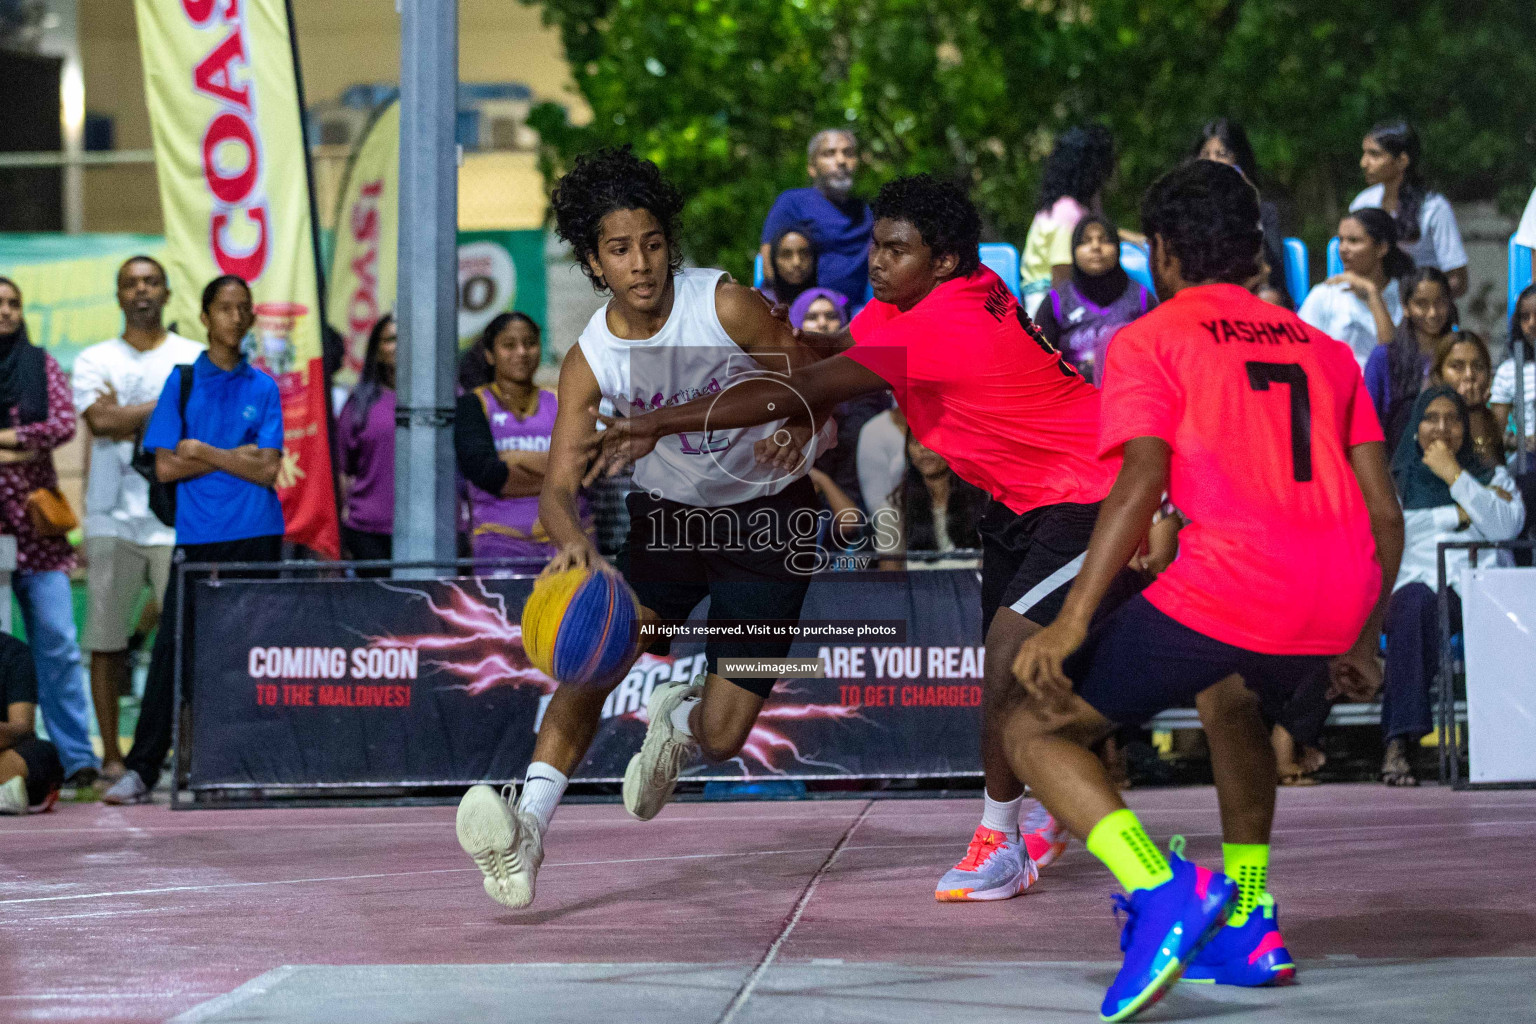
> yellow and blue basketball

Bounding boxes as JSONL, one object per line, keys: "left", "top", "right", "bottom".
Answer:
{"left": 521, "top": 567, "right": 641, "bottom": 687}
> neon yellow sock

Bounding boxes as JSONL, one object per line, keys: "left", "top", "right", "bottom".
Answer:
{"left": 1086, "top": 809, "right": 1173, "bottom": 893}
{"left": 1222, "top": 843, "right": 1269, "bottom": 927}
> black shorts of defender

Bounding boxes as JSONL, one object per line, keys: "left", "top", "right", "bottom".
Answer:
{"left": 979, "top": 500, "right": 1101, "bottom": 630}
{"left": 1064, "top": 594, "right": 1330, "bottom": 728}
{"left": 12, "top": 734, "right": 63, "bottom": 807}
{"left": 617, "top": 475, "right": 818, "bottom": 700}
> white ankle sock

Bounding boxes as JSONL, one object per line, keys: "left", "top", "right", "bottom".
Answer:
{"left": 980, "top": 791, "right": 1024, "bottom": 839}
{"left": 668, "top": 695, "right": 700, "bottom": 737}
{"left": 518, "top": 762, "right": 569, "bottom": 833}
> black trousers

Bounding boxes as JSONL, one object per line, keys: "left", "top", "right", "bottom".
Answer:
{"left": 341, "top": 526, "right": 393, "bottom": 578}
{"left": 124, "top": 535, "right": 281, "bottom": 789}
{"left": 1381, "top": 582, "right": 1462, "bottom": 743}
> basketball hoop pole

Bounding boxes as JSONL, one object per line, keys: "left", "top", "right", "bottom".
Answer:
{"left": 394, "top": 0, "right": 460, "bottom": 567}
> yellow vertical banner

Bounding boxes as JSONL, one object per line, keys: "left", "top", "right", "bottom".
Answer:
{"left": 326, "top": 99, "right": 399, "bottom": 388}
{"left": 135, "top": 0, "right": 339, "bottom": 557}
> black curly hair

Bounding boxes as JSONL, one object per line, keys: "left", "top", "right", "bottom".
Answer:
{"left": 870, "top": 174, "right": 981, "bottom": 277}
{"left": 1140, "top": 160, "right": 1262, "bottom": 286}
{"left": 1037, "top": 124, "right": 1115, "bottom": 212}
{"left": 550, "top": 146, "right": 685, "bottom": 292}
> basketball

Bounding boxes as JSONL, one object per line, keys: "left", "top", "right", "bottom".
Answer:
{"left": 521, "top": 567, "right": 641, "bottom": 687}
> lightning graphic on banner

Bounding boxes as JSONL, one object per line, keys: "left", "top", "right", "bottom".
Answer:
{"left": 363, "top": 578, "right": 555, "bottom": 695}
{"left": 353, "top": 579, "right": 870, "bottom": 775}
{"left": 717, "top": 686, "right": 869, "bottom": 777}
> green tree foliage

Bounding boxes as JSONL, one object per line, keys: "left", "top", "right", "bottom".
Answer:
{"left": 526, "top": 0, "right": 1536, "bottom": 280}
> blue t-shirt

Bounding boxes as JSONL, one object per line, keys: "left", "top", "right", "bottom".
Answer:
{"left": 143, "top": 352, "right": 286, "bottom": 545}
{"left": 761, "top": 187, "right": 873, "bottom": 304}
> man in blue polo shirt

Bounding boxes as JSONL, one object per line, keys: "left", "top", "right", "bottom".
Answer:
{"left": 103, "top": 274, "right": 284, "bottom": 805}
{"left": 760, "top": 128, "right": 873, "bottom": 305}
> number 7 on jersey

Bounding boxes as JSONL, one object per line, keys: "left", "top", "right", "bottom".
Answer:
{"left": 1246, "top": 361, "right": 1312, "bottom": 482}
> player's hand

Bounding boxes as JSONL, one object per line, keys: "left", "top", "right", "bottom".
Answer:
{"left": 755, "top": 289, "right": 799, "bottom": 334}
{"left": 540, "top": 539, "right": 610, "bottom": 579}
{"left": 1327, "top": 637, "right": 1383, "bottom": 702}
{"left": 583, "top": 409, "right": 659, "bottom": 486}
{"left": 753, "top": 421, "right": 814, "bottom": 473}
{"left": 175, "top": 438, "right": 207, "bottom": 461}
{"left": 1134, "top": 514, "right": 1181, "bottom": 577}
{"left": 1012, "top": 618, "right": 1087, "bottom": 705}
{"left": 1421, "top": 439, "right": 1462, "bottom": 485}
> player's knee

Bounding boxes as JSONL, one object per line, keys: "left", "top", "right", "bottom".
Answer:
{"left": 1001, "top": 692, "right": 1104, "bottom": 747}
{"left": 692, "top": 703, "right": 753, "bottom": 763}
{"left": 694, "top": 723, "right": 748, "bottom": 763}
{"left": 1195, "top": 674, "right": 1259, "bottom": 719}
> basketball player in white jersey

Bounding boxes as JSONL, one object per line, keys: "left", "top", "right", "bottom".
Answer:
{"left": 456, "top": 147, "right": 834, "bottom": 911}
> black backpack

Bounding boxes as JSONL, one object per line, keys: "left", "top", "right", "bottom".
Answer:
{"left": 131, "top": 365, "right": 194, "bottom": 528}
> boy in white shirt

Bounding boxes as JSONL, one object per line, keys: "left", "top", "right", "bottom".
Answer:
{"left": 70, "top": 256, "right": 203, "bottom": 781}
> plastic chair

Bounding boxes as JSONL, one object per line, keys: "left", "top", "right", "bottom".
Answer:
{"left": 1121, "top": 241, "right": 1153, "bottom": 293}
{"left": 1510, "top": 236, "right": 1533, "bottom": 321}
{"left": 1326, "top": 236, "right": 1343, "bottom": 278}
{"left": 977, "top": 243, "right": 1021, "bottom": 299}
{"left": 1283, "top": 237, "right": 1310, "bottom": 306}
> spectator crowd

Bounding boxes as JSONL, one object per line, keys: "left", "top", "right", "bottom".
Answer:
{"left": 3, "top": 114, "right": 1535, "bottom": 809}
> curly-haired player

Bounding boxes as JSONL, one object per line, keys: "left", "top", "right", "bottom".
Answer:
{"left": 591, "top": 172, "right": 1121, "bottom": 904}
{"left": 455, "top": 147, "right": 835, "bottom": 910}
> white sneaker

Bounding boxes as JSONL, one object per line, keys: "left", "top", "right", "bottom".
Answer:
{"left": 101, "top": 769, "right": 149, "bottom": 806}
{"left": 0, "top": 776, "right": 27, "bottom": 815}
{"left": 456, "top": 784, "right": 544, "bottom": 909}
{"left": 622, "top": 678, "right": 702, "bottom": 821}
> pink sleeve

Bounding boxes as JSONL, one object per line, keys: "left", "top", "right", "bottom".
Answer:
{"left": 846, "top": 301, "right": 910, "bottom": 390}
{"left": 15, "top": 354, "right": 77, "bottom": 452}
{"left": 1097, "top": 327, "right": 1177, "bottom": 456}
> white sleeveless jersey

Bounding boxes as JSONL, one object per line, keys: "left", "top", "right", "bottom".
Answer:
{"left": 578, "top": 268, "right": 829, "bottom": 507}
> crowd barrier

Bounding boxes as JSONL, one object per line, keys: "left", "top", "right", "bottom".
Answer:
{"left": 164, "top": 542, "right": 1531, "bottom": 803}
{"left": 172, "top": 557, "right": 989, "bottom": 805}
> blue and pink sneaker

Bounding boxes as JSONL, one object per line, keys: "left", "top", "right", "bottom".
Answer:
{"left": 1099, "top": 843, "right": 1238, "bottom": 1022}
{"left": 1182, "top": 894, "right": 1296, "bottom": 987}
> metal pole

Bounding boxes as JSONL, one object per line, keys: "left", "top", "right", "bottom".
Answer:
{"left": 394, "top": 0, "right": 459, "bottom": 567}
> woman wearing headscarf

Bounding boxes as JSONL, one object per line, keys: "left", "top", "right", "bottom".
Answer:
{"left": 0, "top": 277, "right": 100, "bottom": 787}
{"left": 1380, "top": 385, "right": 1524, "bottom": 785}
{"left": 787, "top": 287, "right": 849, "bottom": 335}
{"left": 1031, "top": 214, "right": 1156, "bottom": 385}
{"left": 758, "top": 225, "right": 818, "bottom": 309}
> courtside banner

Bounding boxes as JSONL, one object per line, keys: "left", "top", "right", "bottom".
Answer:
{"left": 326, "top": 99, "right": 399, "bottom": 388}
{"left": 187, "top": 569, "right": 985, "bottom": 789}
{"left": 135, "top": 0, "right": 339, "bottom": 557}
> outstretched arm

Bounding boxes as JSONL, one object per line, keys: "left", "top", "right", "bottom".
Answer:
{"left": 584, "top": 354, "right": 888, "bottom": 484}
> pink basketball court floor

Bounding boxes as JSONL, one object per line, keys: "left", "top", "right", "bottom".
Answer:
{"left": 4, "top": 785, "right": 1535, "bottom": 1023}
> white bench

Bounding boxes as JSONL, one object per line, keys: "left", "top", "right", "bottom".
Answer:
{"left": 1147, "top": 701, "right": 1468, "bottom": 731}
